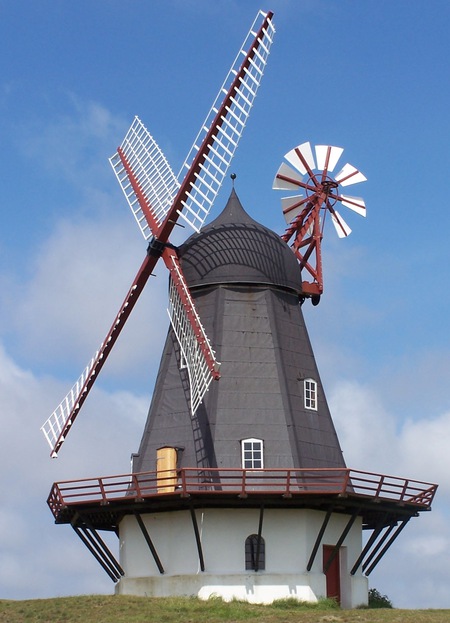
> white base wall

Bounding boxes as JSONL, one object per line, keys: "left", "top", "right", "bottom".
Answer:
{"left": 118, "top": 573, "right": 323, "bottom": 604}
{"left": 116, "top": 507, "right": 368, "bottom": 608}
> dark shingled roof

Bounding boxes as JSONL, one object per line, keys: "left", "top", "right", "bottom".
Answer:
{"left": 179, "top": 188, "right": 302, "bottom": 294}
{"left": 133, "top": 190, "right": 345, "bottom": 474}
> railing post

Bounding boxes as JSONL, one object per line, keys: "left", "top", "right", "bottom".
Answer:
{"left": 375, "top": 474, "right": 385, "bottom": 498}
{"left": 400, "top": 478, "right": 409, "bottom": 502}
{"left": 98, "top": 478, "right": 107, "bottom": 504}
{"left": 285, "top": 470, "right": 291, "bottom": 496}
{"left": 55, "top": 484, "right": 64, "bottom": 508}
{"left": 342, "top": 469, "right": 351, "bottom": 494}
{"left": 179, "top": 469, "right": 187, "bottom": 495}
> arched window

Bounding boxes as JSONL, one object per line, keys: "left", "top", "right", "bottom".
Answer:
{"left": 241, "top": 438, "right": 264, "bottom": 469}
{"left": 245, "top": 534, "right": 265, "bottom": 571}
{"left": 304, "top": 378, "right": 318, "bottom": 410}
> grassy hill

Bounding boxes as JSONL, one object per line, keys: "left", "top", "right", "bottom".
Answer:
{"left": 0, "top": 596, "right": 449, "bottom": 623}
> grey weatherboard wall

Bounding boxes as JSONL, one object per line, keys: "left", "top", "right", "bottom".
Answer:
{"left": 132, "top": 189, "right": 346, "bottom": 474}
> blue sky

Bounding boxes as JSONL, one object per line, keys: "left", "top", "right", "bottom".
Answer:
{"left": 1, "top": 0, "right": 450, "bottom": 608}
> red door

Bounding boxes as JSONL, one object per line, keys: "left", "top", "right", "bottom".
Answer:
{"left": 323, "top": 545, "right": 341, "bottom": 604}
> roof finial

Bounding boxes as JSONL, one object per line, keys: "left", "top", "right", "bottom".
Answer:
{"left": 230, "top": 172, "right": 237, "bottom": 187}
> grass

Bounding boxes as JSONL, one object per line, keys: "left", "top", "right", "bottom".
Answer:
{"left": 0, "top": 595, "right": 449, "bottom": 623}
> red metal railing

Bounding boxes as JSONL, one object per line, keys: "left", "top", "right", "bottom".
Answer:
{"left": 47, "top": 468, "right": 437, "bottom": 520}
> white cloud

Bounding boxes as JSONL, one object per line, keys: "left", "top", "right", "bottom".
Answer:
{"left": 17, "top": 98, "right": 126, "bottom": 191}
{"left": 398, "top": 411, "right": 450, "bottom": 493}
{"left": 329, "top": 378, "right": 449, "bottom": 492}
{"left": 0, "top": 340, "right": 150, "bottom": 599}
{"left": 14, "top": 215, "right": 154, "bottom": 354}
{"left": 329, "top": 380, "right": 398, "bottom": 472}
{"left": 2, "top": 191, "right": 169, "bottom": 397}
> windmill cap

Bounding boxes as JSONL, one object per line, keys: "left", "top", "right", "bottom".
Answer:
{"left": 179, "top": 189, "right": 302, "bottom": 294}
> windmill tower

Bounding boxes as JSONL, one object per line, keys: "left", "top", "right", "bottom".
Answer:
{"left": 44, "top": 10, "right": 437, "bottom": 608}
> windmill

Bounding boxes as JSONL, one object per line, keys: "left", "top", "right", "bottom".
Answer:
{"left": 44, "top": 10, "right": 437, "bottom": 607}
{"left": 273, "top": 142, "right": 366, "bottom": 304}
{"left": 41, "top": 10, "right": 276, "bottom": 458}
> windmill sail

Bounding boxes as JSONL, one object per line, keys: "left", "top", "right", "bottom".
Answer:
{"left": 177, "top": 10, "right": 275, "bottom": 233}
{"left": 41, "top": 10, "right": 276, "bottom": 457}
{"left": 164, "top": 249, "right": 220, "bottom": 414}
{"left": 110, "top": 117, "right": 180, "bottom": 241}
{"left": 41, "top": 350, "right": 99, "bottom": 457}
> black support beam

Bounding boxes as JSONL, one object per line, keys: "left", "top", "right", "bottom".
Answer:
{"left": 254, "top": 505, "right": 264, "bottom": 572}
{"left": 72, "top": 523, "right": 123, "bottom": 582}
{"left": 307, "top": 507, "right": 333, "bottom": 571}
{"left": 350, "top": 521, "right": 385, "bottom": 576}
{"left": 190, "top": 506, "right": 205, "bottom": 571}
{"left": 323, "top": 510, "right": 359, "bottom": 574}
{"left": 134, "top": 512, "right": 165, "bottom": 574}
{"left": 365, "top": 518, "right": 410, "bottom": 576}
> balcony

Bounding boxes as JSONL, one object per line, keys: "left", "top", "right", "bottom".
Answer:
{"left": 48, "top": 467, "right": 437, "bottom": 528}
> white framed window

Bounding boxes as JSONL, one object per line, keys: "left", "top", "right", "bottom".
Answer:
{"left": 241, "top": 438, "right": 264, "bottom": 469}
{"left": 304, "top": 378, "right": 318, "bottom": 410}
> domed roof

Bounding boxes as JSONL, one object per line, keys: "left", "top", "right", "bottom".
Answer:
{"left": 179, "top": 189, "right": 302, "bottom": 294}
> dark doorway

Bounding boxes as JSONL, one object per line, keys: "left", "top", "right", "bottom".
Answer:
{"left": 323, "top": 544, "right": 341, "bottom": 604}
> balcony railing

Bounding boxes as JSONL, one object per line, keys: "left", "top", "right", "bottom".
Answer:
{"left": 47, "top": 467, "right": 437, "bottom": 520}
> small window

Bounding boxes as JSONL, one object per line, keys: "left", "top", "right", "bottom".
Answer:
{"left": 245, "top": 534, "right": 265, "bottom": 571}
{"left": 241, "top": 438, "right": 264, "bottom": 469}
{"left": 304, "top": 378, "right": 318, "bottom": 410}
